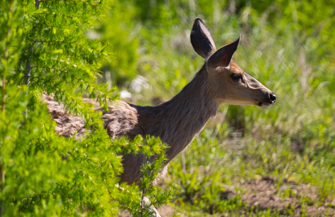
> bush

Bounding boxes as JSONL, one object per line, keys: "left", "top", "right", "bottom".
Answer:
{"left": 0, "top": 0, "right": 170, "bottom": 216}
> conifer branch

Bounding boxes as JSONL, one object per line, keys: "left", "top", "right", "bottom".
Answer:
{"left": 37, "top": 12, "right": 82, "bottom": 20}
{"left": 1, "top": 0, "right": 13, "bottom": 112}
{"left": 40, "top": 0, "right": 100, "bottom": 4}
{"left": 33, "top": 40, "right": 86, "bottom": 50}
{"left": 1, "top": 1, "right": 13, "bottom": 215}
{"left": 34, "top": 40, "right": 74, "bottom": 44}
{"left": 5, "top": 175, "right": 31, "bottom": 201}
{"left": 31, "top": 76, "right": 93, "bottom": 115}
{"left": 25, "top": 0, "right": 40, "bottom": 96}
{"left": 0, "top": 162, "right": 4, "bottom": 217}
{"left": 0, "top": 0, "right": 146, "bottom": 215}
{"left": 30, "top": 65, "right": 114, "bottom": 101}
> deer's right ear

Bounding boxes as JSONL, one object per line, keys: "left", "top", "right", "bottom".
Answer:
{"left": 191, "top": 18, "right": 217, "bottom": 59}
{"left": 207, "top": 36, "right": 240, "bottom": 68}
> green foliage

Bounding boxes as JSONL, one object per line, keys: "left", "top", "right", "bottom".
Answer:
{"left": 98, "top": 1, "right": 140, "bottom": 85}
{"left": 0, "top": 0, "right": 170, "bottom": 216}
{"left": 2, "top": 0, "right": 335, "bottom": 216}
{"left": 128, "top": 137, "right": 172, "bottom": 216}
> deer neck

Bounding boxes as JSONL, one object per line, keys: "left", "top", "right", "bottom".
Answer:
{"left": 138, "top": 66, "right": 219, "bottom": 161}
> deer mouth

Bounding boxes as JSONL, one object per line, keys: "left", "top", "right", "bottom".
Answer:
{"left": 256, "top": 93, "right": 276, "bottom": 108}
{"left": 256, "top": 101, "right": 274, "bottom": 108}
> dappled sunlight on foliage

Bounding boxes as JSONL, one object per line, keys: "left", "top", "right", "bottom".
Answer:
{"left": 1, "top": 0, "right": 335, "bottom": 216}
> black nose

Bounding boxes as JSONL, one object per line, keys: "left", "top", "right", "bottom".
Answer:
{"left": 269, "top": 93, "right": 276, "bottom": 102}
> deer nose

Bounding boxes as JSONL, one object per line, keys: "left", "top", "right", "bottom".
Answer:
{"left": 269, "top": 93, "right": 276, "bottom": 103}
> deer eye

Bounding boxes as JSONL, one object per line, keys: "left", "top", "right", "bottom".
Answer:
{"left": 231, "top": 73, "right": 242, "bottom": 81}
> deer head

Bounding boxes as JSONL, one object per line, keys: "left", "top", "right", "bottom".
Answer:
{"left": 191, "top": 18, "right": 276, "bottom": 108}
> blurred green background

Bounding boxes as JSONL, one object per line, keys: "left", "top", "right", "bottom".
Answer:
{"left": 102, "top": 0, "right": 335, "bottom": 215}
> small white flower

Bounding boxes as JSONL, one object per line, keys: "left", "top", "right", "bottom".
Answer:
{"left": 120, "top": 90, "right": 132, "bottom": 100}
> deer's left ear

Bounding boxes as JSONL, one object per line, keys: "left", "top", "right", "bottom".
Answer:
{"left": 207, "top": 36, "right": 240, "bottom": 68}
{"left": 191, "top": 18, "right": 217, "bottom": 59}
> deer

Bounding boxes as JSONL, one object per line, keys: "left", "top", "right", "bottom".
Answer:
{"left": 44, "top": 18, "right": 276, "bottom": 216}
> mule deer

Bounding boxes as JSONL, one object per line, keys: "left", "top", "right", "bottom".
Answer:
{"left": 45, "top": 18, "right": 276, "bottom": 214}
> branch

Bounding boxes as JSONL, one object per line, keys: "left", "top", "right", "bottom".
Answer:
{"left": 34, "top": 40, "right": 72, "bottom": 44}
{"left": 36, "top": 12, "right": 82, "bottom": 21}
{"left": 30, "top": 64, "right": 109, "bottom": 100}
{"left": 25, "top": 0, "right": 40, "bottom": 96}
{"left": 2, "top": 0, "right": 13, "bottom": 112}
{"left": 40, "top": 0, "right": 100, "bottom": 3}
{"left": 33, "top": 40, "right": 86, "bottom": 50}
{"left": 1, "top": 0, "right": 13, "bottom": 216}
{"left": 30, "top": 76, "right": 88, "bottom": 115}
{"left": 33, "top": 40, "right": 105, "bottom": 57}
{"left": 31, "top": 65, "right": 66, "bottom": 70}
{"left": 5, "top": 174, "right": 31, "bottom": 201}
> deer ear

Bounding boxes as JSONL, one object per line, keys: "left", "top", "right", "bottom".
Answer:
{"left": 190, "top": 18, "right": 216, "bottom": 59}
{"left": 207, "top": 36, "right": 240, "bottom": 68}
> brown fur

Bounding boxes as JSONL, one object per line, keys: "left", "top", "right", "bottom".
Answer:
{"left": 44, "top": 95, "right": 86, "bottom": 139}
{"left": 44, "top": 67, "right": 218, "bottom": 184}
{"left": 44, "top": 18, "right": 276, "bottom": 185}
